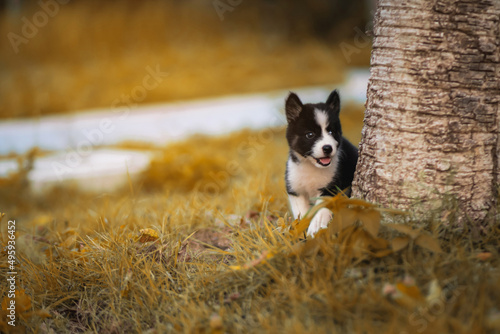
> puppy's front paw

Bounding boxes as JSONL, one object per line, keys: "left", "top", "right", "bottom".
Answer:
{"left": 307, "top": 208, "right": 332, "bottom": 237}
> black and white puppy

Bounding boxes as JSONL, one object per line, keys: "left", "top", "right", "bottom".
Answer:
{"left": 285, "top": 90, "right": 358, "bottom": 236}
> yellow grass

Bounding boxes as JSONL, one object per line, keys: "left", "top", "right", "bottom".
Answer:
{"left": 1, "top": 105, "right": 499, "bottom": 332}
{"left": 1, "top": 3, "right": 498, "bottom": 331}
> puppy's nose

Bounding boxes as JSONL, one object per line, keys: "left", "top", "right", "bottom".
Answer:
{"left": 322, "top": 145, "right": 333, "bottom": 155}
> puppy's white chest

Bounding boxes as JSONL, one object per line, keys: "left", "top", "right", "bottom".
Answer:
{"left": 287, "top": 158, "right": 336, "bottom": 199}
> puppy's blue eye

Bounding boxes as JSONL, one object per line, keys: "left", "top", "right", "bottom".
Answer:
{"left": 327, "top": 130, "right": 333, "bottom": 135}
{"left": 306, "top": 132, "right": 315, "bottom": 139}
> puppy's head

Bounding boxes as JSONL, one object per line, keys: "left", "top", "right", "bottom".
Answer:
{"left": 285, "top": 90, "right": 342, "bottom": 168}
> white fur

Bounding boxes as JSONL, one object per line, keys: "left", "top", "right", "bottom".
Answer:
{"left": 287, "top": 109, "right": 340, "bottom": 237}
{"left": 287, "top": 153, "right": 338, "bottom": 200}
{"left": 288, "top": 194, "right": 311, "bottom": 219}
{"left": 308, "top": 207, "right": 332, "bottom": 235}
{"left": 307, "top": 109, "right": 338, "bottom": 168}
{"left": 287, "top": 154, "right": 339, "bottom": 237}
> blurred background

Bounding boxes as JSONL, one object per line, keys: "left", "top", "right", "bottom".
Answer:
{"left": 0, "top": 0, "right": 372, "bottom": 119}
{"left": 0, "top": 0, "right": 373, "bottom": 210}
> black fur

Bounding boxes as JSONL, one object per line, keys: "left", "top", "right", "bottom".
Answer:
{"left": 285, "top": 90, "right": 358, "bottom": 197}
{"left": 285, "top": 92, "right": 342, "bottom": 159}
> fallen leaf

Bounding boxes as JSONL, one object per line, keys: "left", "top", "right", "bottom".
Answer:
{"left": 476, "top": 252, "right": 492, "bottom": 261}
{"left": 276, "top": 217, "right": 287, "bottom": 230}
{"left": 385, "top": 223, "right": 421, "bottom": 239}
{"left": 291, "top": 237, "right": 321, "bottom": 258}
{"left": 34, "top": 309, "right": 52, "bottom": 318}
{"left": 372, "top": 249, "right": 393, "bottom": 258}
{"left": 357, "top": 208, "right": 381, "bottom": 237}
{"left": 331, "top": 207, "right": 358, "bottom": 233}
{"left": 290, "top": 217, "right": 311, "bottom": 238}
{"left": 391, "top": 236, "right": 410, "bottom": 252}
{"left": 396, "top": 282, "right": 422, "bottom": 300}
{"left": 383, "top": 276, "right": 425, "bottom": 309}
{"left": 414, "top": 234, "right": 442, "bottom": 253}
{"left": 395, "top": 281, "right": 424, "bottom": 308}
{"left": 343, "top": 227, "right": 390, "bottom": 260}
{"left": 136, "top": 228, "right": 159, "bottom": 243}
{"left": 2, "top": 289, "right": 32, "bottom": 315}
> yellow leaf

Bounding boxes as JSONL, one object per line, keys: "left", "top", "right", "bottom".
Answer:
{"left": 35, "top": 309, "right": 52, "bottom": 318}
{"left": 331, "top": 207, "right": 358, "bottom": 233}
{"left": 414, "top": 234, "right": 442, "bottom": 253}
{"left": 23, "top": 309, "right": 52, "bottom": 319}
{"left": 319, "top": 193, "right": 344, "bottom": 212}
{"left": 291, "top": 237, "right": 321, "bottom": 258}
{"left": 385, "top": 223, "right": 421, "bottom": 239}
{"left": 136, "top": 228, "right": 159, "bottom": 243}
{"left": 396, "top": 282, "right": 424, "bottom": 301}
{"left": 357, "top": 208, "right": 381, "bottom": 237}
{"left": 16, "top": 290, "right": 32, "bottom": 314}
{"left": 347, "top": 227, "right": 389, "bottom": 260}
{"left": 277, "top": 217, "right": 287, "bottom": 230}
{"left": 391, "top": 236, "right": 410, "bottom": 252}
{"left": 289, "top": 217, "right": 311, "bottom": 238}
{"left": 372, "top": 249, "right": 393, "bottom": 258}
{"left": 2, "top": 289, "right": 32, "bottom": 314}
{"left": 388, "top": 279, "right": 425, "bottom": 309}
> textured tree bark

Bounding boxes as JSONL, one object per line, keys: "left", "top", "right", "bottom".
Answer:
{"left": 352, "top": 0, "right": 500, "bottom": 225}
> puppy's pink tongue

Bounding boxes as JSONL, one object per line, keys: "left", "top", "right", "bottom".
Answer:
{"left": 320, "top": 157, "right": 331, "bottom": 165}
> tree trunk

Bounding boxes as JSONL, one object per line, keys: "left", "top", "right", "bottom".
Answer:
{"left": 352, "top": 0, "right": 500, "bottom": 226}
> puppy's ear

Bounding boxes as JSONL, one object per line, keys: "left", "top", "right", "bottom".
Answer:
{"left": 326, "top": 89, "right": 340, "bottom": 113}
{"left": 285, "top": 92, "right": 303, "bottom": 123}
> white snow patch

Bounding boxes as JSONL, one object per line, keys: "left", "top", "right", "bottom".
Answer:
{"left": 0, "top": 69, "right": 369, "bottom": 192}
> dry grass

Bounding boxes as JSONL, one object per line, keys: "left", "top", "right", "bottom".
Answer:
{"left": 0, "top": 105, "right": 499, "bottom": 333}
{"left": 0, "top": 1, "right": 370, "bottom": 119}
{"left": 2, "top": 2, "right": 497, "bottom": 333}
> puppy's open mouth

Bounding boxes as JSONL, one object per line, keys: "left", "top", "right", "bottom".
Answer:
{"left": 315, "top": 157, "right": 332, "bottom": 167}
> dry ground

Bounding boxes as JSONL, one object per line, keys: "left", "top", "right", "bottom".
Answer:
{"left": 0, "top": 105, "right": 499, "bottom": 333}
